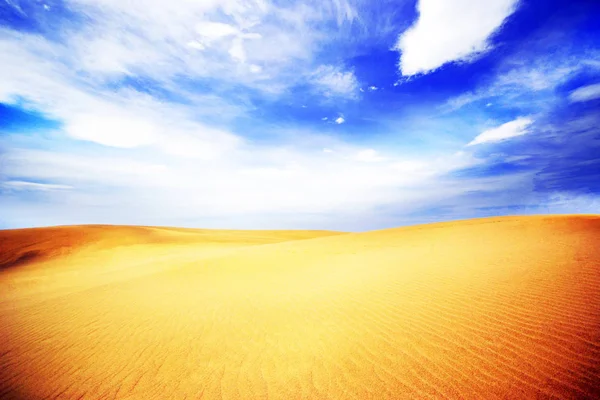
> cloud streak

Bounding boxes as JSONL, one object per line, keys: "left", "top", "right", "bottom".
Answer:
{"left": 468, "top": 117, "right": 533, "bottom": 146}
{"left": 1, "top": 180, "right": 73, "bottom": 191}
{"left": 569, "top": 83, "right": 600, "bottom": 103}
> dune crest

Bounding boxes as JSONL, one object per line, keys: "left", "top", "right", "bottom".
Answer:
{"left": 1, "top": 215, "right": 599, "bottom": 399}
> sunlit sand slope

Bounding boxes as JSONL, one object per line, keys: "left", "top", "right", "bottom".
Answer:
{"left": 1, "top": 216, "right": 599, "bottom": 399}
{"left": 0, "top": 224, "right": 342, "bottom": 271}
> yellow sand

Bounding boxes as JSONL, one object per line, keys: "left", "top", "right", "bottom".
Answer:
{"left": 1, "top": 215, "right": 599, "bottom": 399}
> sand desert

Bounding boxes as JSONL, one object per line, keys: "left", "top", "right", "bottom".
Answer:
{"left": 1, "top": 215, "right": 600, "bottom": 399}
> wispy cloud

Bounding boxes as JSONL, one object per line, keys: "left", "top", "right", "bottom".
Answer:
{"left": 1, "top": 180, "right": 73, "bottom": 191}
{"left": 311, "top": 65, "right": 359, "bottom": 98}
{"left": 60, "top": 0, "right": 361, "bottom": 93}
{"left": 569, "top": 83, "right": 600, "bottom": 103}
{"left": 443, "top": 48, "right": 600, "bottom": 112}
{"left": 468, "top": 117, "right": 533, "bottom": 146}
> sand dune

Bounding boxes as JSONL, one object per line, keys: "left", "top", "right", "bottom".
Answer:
{"left": 1, "top": 216, "right": 599, "bottom": 399}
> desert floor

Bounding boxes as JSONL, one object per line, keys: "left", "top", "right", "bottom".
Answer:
{"left": 1, "top": 215, "right": 600, "bottom": 399}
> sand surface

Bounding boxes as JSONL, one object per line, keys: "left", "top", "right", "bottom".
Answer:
{"left": 1, "top": 216, "right": 599, "bottom": 399}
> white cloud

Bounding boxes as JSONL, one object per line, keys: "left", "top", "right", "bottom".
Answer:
{"left": 249, "top": 64, "right": 262, "bottom": 73}
{"left": 0, "top": 0, "right": 515, "bottom": 230}
{"left": 186, "top": 40, "right": 205, "bottom": 50}
{"left": 41, "top": 0, "right": 359, "bottom": 96}
{"left": 569, "top": 83, "right": 600, "bottom": 103}
{"left": 467, "top": 117, "right": 533, "bottom": 146}
{"left": 322, "top": 117, "right": 328, "bottom": 121}
{"left": 195, "top": 21, "right": 240, "bottom": 42}
{"left": 0, "top": 29, "right": 247, "bottom": 156}
{"left": 0, "top": 36, "right": 483, "bottom": 229}
{"left": 355, "top": 149, "right": 385, "bottom": 163}
{"left": 0, "top": 1, "right": 364, "bottom": 167}
{"left": 65, "top": 113, "right": 160, "bottom": 148}
{"left": 396, "top": 0, "right": 520, "bottom": 76}
{"left": 2, "top": 142, "right": 494, "bottom": 232}
{"left": 368, "top": 85, "right": 377, "bottom": 91}
{"left": 2, "top": 181, "right": 73, "bottom": 191}
{"left": 159, "top": 126, "right": 242, "bottom": 160}
{"left": 311, "top": 65, "right": 359, "bottom": 98}
{"left": 228, "top": 37, "right": 247, "bottom": 62}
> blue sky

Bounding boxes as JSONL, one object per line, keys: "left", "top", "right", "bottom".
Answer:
{"left": 1, "top": 0, "right": 599, "bottom": 231}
